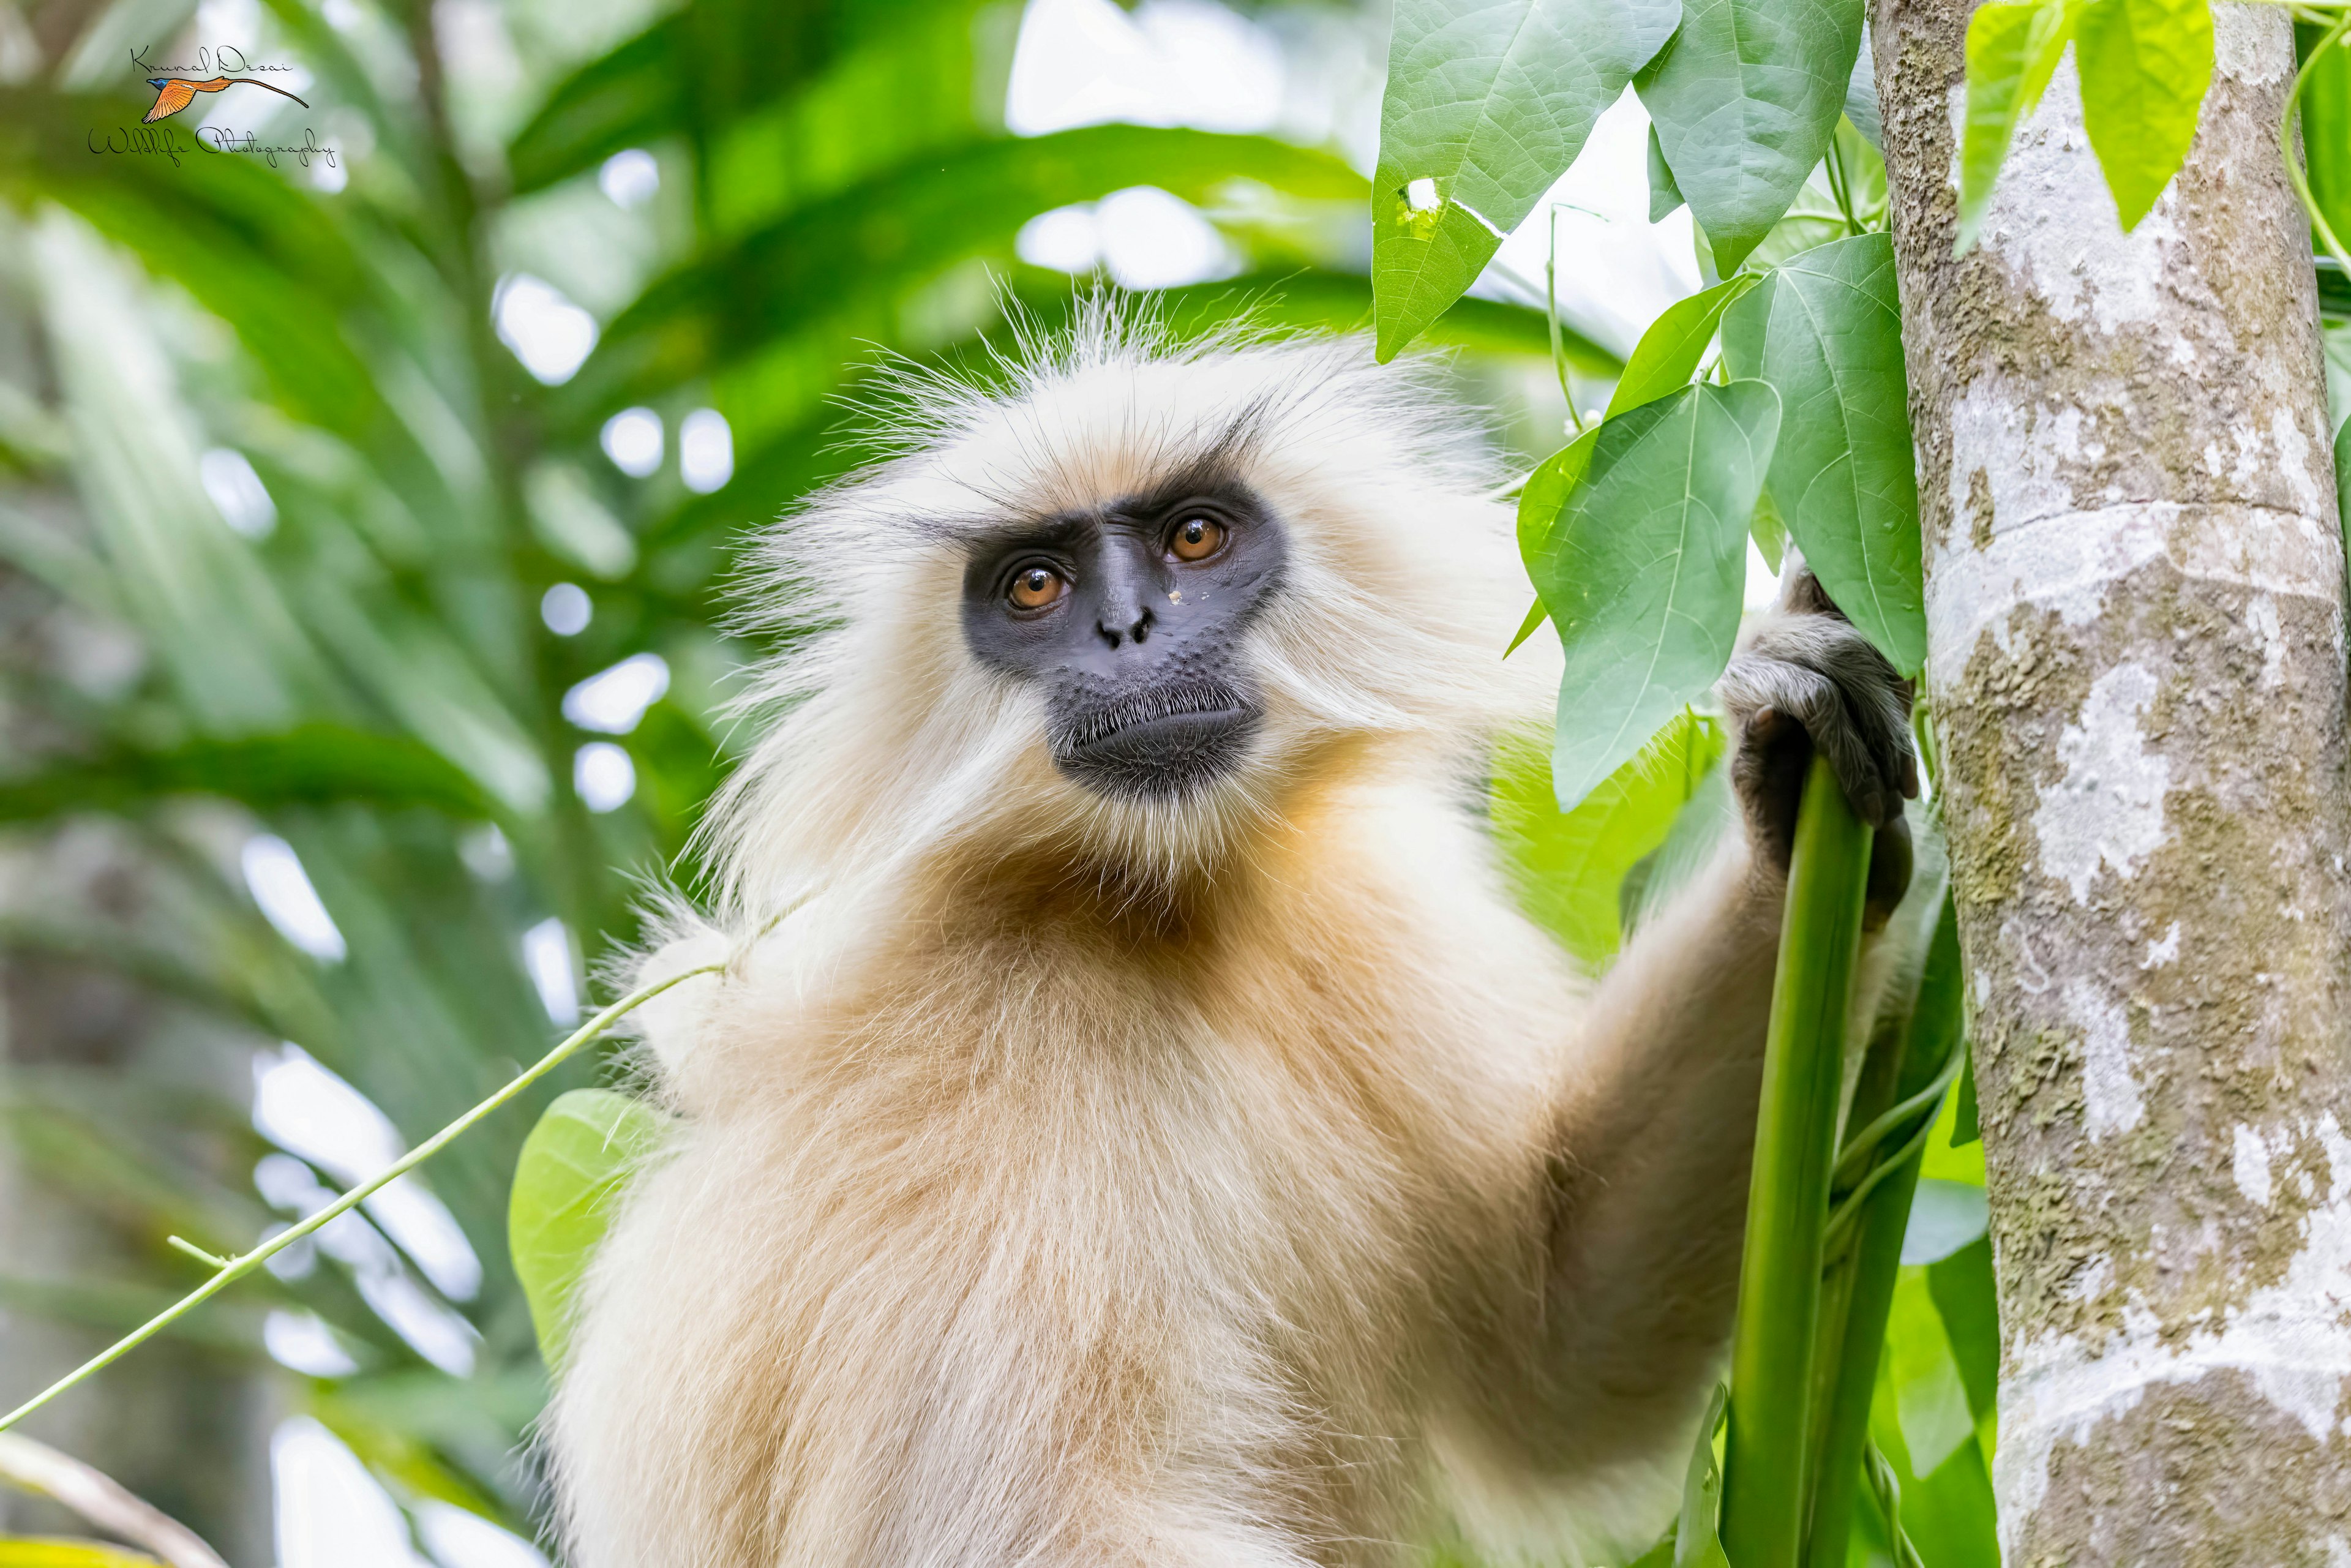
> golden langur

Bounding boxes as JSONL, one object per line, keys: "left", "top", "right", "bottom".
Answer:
{"left": 546, "top": 315, "right": 1916, "bottom": 1567}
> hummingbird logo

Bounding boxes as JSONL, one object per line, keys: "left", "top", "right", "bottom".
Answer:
{"left": 142, "top": 75, "right": 307, "bottom": 124}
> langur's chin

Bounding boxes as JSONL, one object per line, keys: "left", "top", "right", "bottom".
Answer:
{"left": 1049, "top": 688, "right": 1263, "bottom": 801}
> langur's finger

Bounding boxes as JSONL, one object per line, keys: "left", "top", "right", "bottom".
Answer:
{"left": 1834, "top": 670, "right": 1916, "bottom": 828}
{"left": 1774, "top": 667, "right": 1888, "bottom": 827}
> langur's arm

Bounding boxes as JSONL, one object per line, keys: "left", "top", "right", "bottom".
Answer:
{"left": 1531, "top": 575, "right": 1916, "bottom": 1465}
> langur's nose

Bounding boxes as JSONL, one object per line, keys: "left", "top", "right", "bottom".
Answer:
{"left": 1096, "top": 601, "right": 1155, "bottom": 648}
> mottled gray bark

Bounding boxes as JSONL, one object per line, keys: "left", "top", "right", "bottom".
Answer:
{"left": 1870, "top": 4, "right": 2351, "bottom": 1562}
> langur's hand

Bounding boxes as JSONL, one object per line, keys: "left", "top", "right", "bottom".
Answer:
{"left": 1719, "top": 569, "right": 1916, "bottom": 929}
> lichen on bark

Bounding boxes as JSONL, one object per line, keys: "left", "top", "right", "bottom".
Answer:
{"left": 1871, "top": 2, "right": 2351, "bottom": 1560}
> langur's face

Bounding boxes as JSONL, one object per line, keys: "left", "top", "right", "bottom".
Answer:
{"left": 958, "top": 471, "right": 1289, "bottom": 800}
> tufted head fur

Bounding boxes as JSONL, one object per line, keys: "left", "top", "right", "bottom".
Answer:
{"left": 698, "top": 305, "right": 1559, "bottom": 925}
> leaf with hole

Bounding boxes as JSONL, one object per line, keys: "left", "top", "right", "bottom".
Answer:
{"left": 1372, "top": 0, "right": 1680, "bottom": 359}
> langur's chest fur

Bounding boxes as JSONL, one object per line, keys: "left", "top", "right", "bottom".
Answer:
{"left": 681, "top": 791, "right": 1575, "bottom": 1371}
{"left": 584, "top": 792, "right": 1584, "bottom": 1562}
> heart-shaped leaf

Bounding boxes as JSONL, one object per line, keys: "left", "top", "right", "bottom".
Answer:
{"left": 1722, "top": 233, "right": 1926, "bottom": 676}
{"left": 509, "top": 1087, "right": 674, "bottom": 1371}
{"left": 1532, "top": 380, "right": 1782, "bottom": 810}
{"left": 2076, "top": 0, "right": 2213, "bottom": 230}
{"left": 1638, "top": 0, "right": 1865, "bottom": 273}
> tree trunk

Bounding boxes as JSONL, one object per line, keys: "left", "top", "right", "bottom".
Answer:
{"left": 1870, "top": 4, "right": 2351, "bottom": 1562}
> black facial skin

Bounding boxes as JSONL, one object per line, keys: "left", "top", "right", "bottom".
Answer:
{"left": 960, "top": 476, "right": 1289, "bottom": 800}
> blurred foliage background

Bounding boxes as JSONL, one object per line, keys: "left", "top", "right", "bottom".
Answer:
{"left": 0, "top": 0, "right": 1624, "bottom": 1559}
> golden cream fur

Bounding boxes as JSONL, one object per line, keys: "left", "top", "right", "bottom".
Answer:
{"left": 546, "top": 315, "right": 1807, "bottom": 1566}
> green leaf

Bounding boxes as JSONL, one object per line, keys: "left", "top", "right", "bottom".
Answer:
{"left": 1637, "top": 0, "right": 1865, "bottom": 273}
{"left": 571, "top": 126, "right": 1365, "bottom": 416}
{"left": 1929, "top": 1235, "right": 2001, "bottom": 1444}
{"left": 506, "top": 0, "right": 976, "bottom": 195}
{"left": 2336, "top": 417, "right": 2351, "bottom": 573}
{"left": 1489, "top": 712, "right": 1724, "bottom": 970}
{"left": 1507, "top": 425, "right": 1603, "bottom": 652}
{"left": 1503, "top": 597, "right": 1550, "bottom": 656}
{"left": 1621, "top": 754, "right": 1738, "bottom": 939}
{"left": 1674, "top": 1382, "right": 1731, "bottom": 1568}
{"left": 1845, "top": 23, "right": 1884, "bottom": 151}
{"left": 1517, "top": 424, "right": 1603, "bottom": 564}
{"left": 2302, "top": 21, "right": 2351, "bottom": 258}
{"left": 1750, "top": 482, "right": 1788, "bottom": 571}
{"left": 1911, "top": 889, "right": 1968, "bottom": 1073}
{"left": 1371, "top": 0, "right": 1680, "bottom": 359}
{"left": 1534, "top": 381, "right": 1781, "bottom": 812}
{"left": 509, "top": 1088, "right": 675, "bottom": 1371}
{"left": 1625, "top": 1528, "right": 1679, "bottom": 1567}
{"left": 506, "top": 23, "right": 686, "bottom": 194}
{"left": 1883, "top": 1267, "right": 1977, "bottom": 1480}
{"left": 1607, "top": 273, "right": 1761, "bottom": 418}
{"left": 1648, "top": 122, "right": 1686, "bottom": 221}
{"left": 1952, "top": 1048, "right": 1982, "bottom": 1144}
{"left": 1957, "top": 1, "right": 2073, "bottom": 254}
{"left": 2076, "top": 0, "right": 2214, "bottom": 230}
{"left": 1902, "top": 1177, "right": 1990, "bottom": 1266}
{"left": 0, "top": 726, "right": 490, "bottom": 823}
{"left": 1721, "top": 233, "right": 1927, "bottom": 676}
{"left": 1869, "top": 1337, "right": 2001, "bottom": 1566}
{"left": 1920, "top": 1081, "right": 1989, "bottom": 1186}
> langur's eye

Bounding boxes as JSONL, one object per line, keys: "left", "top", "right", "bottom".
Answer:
{"left": 1008, "top": 565, "right": 1068, "bottom": 611}
{"left": 1169, "top": 516, "right": 1225, "bottom": 562}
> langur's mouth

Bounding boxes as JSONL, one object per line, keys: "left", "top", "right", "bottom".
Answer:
{"left": 1052, "top": 684, "right": 1259, "bottom": 798}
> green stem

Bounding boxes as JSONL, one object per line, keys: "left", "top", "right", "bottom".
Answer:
{"left": 1821, "top": 1101, "right": 1944, "bottom": 1258}
{"left": 0, "top": 959, "right": 725, "bottom": 1435}
{"left": 1801, "top": 988, "right": 1916, "bottom": 1561}
{"left": 1720, "top": 754, "right": 1874, "bottom": 1568}
{"left": 1546, "top": 207, "right": 1587, "bottom": 433}
{"left": 1825, "top": 135, "right": 1860, "bottom": 236}
{"left": 1805, "top": 1155, "right": 1927, "bottom": 1564}
{"left": 1831, "top": 1049, "right": 1962, "bottom": 1193}
{"left": 1804, "top": 896, "right": 1965, "bottom": 1566}
{"left": 2284, "top": 12, "right": 2351, "bottom": 274}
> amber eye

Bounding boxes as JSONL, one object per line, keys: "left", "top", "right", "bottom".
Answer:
{"left": 1170, "top": 516, "right": 1225, "bottom": 561}
{"left": 1007, "top": 565, "right": 1067, "bottom": 611}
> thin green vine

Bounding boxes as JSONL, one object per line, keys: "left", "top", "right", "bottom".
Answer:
{"left": 1546, "top": 205, "right": 1589, "bottom": 435}
{"left": 2287, "top": 7, "right": 2351, "bottom": 274}
{"left": 0, "top": 924, "right": 775, "bottom": 1433}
